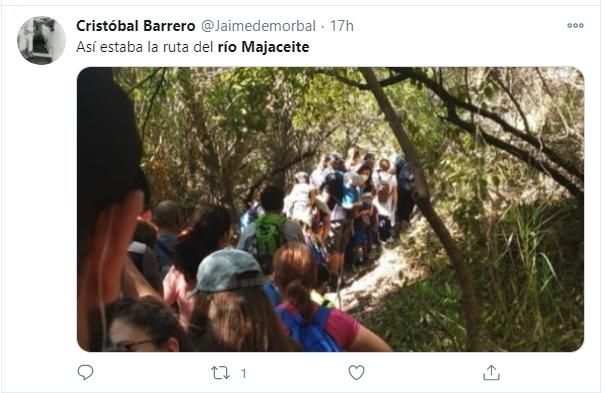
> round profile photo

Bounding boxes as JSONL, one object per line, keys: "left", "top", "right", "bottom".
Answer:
{"left": 17, "top": 17, "right": 65, "bottom": 65}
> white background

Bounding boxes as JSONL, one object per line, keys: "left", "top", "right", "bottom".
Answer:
{"left": 0, "top": 2, "right": 602, "bottom": 393}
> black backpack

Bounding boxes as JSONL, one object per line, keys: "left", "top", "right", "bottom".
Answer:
{"left": 397, "top": 159, "right": 414, "bottom": 192}
{"left": 322, "top": 171, "right": 344, "bottom": 208}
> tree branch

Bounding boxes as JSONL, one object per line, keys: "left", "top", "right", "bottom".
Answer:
{"left": 126, "top": 67, "right": 164, "bottom": 95}
{"left": 319, "top": 69, "right": 410, "bottom": 90}
{"left": 488, "top": 69, "right": 531, "bottom": 133}
{"left": 139, "top": 68, "right": 167, "bottom": 140}
{"left": 388, "top": 67, "right": 583, "bottom": 182}
{"left": 243, "top": 148, "right": 318, "bottom": 204}
{"left": 445, "top": 105, "right": 583, "bottom": 201}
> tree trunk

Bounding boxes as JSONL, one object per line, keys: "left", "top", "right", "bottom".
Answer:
{"left": 359, "top": 67, "right": 481, "bottom": 351}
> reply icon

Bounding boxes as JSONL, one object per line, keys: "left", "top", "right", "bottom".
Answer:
{"left": 78, "top": 364, "right": 94, "bottom": 381}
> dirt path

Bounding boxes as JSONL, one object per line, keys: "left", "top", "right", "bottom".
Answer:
{"left": 325, "top": 234, "right": 429, "bottom": 322}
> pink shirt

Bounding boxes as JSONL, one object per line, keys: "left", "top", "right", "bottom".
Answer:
{"left": 163, "top": 266, "right": 195, "bottom": 327}
{"left": 280, "top": 301, "right": 361, "bottom": 350}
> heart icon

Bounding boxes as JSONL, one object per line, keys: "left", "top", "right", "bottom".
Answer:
{"left": 348, "top": 365, "right": 365, "bottom": 380}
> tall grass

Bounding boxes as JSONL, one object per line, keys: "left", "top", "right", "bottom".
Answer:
{"left": 362, "top": 200, "right": 583, "bottom": 352}
{"left": 485, "top": 202, "right": 570, "bottom": 350}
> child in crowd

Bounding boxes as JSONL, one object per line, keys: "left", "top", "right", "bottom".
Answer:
{"left": 152, "top": 200, "right": 181, "bottom": 278}
{"left": 353, "top": 193, "right": 378, "bottom": 264}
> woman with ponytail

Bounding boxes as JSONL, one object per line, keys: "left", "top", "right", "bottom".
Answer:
{"left": 273, "top": 243, "right": 392, "bottom": 352}
{"left": 163, "top": 203, "right": 231, "bottom": 327}
{"left": 187, "top": 249, "right": 300, "bottom": 352}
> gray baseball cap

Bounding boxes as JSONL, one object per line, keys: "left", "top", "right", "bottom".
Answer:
{"left": 190, "top": 249, "right": 266, "bottom": 295}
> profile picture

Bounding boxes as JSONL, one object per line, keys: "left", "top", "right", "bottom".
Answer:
{"left": 17, "top": 16, "right": 65, "bottom": 65}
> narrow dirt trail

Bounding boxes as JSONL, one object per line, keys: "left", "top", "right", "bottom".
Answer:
{"left": 326, "top": 232, "right": 429, "bottom": 323}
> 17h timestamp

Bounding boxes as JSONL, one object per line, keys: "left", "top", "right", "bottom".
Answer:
{"left": 330, "top": 19, "right": 354, "bottom": 31}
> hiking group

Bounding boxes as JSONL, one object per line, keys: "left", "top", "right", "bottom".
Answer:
{"left": 78, "top": 68, "right": 415, "bottom": 353}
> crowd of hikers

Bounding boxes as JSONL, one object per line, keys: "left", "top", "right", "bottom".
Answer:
{"left": 77, "top": 68, "right": 415, "bottom": 353}
{"left": 239, "top": 149, "right": 416, "bottom": 296}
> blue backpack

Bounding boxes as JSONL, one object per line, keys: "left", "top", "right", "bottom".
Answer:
{"left": 275, "top": 305, "right": 342, "bottom": 352}
{"left": 263, "top": 282, "right": 283, "bottom": 307}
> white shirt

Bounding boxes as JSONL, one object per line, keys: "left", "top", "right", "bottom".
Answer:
{"left": 373, "top": 171, "right": 397, "bottom": 224}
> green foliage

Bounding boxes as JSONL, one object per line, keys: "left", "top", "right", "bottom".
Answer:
{"left": 370, "top": 269, "right": 467, "bottom": 351}
{"left": 364, "top": 200, "right": 582, "bottom": 352}
{"left": 347, "top": 67, "right": 583, "bottom": 351}
{"left": 115, "top": 67, "right": 392, "bottom": 218}
{"left": 479, "top": 200, "right": 584, "bottom": 351}
{"left": 114, "top": 66, "right": 583, "bottom": 352}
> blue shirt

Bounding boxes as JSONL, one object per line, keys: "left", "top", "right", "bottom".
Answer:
{"left": 342, "top": 173, "right": 360, "bottom": 209}
{"left": 155, "top": 234, "right": 176, "bottom": 278}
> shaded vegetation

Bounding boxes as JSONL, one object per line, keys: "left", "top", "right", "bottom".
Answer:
{"left": 363, "top": 199, "right": 583, "bottom": 351}
{"left": 115, "top": 67, "right": 584, "bottom": 351}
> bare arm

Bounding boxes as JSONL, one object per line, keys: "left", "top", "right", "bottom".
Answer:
{"left": 347, "top": 325, "right": 392, "bottom": 352}
{"left": 391, "top": 177, "right": 398, "bottom": 213}
{"left": 121, "top": 256, "right": 163, "bottom": 301}
{"left": 322, "top": 214, "right": 331, "bottom": 241}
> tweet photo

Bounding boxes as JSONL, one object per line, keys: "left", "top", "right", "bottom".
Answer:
{"left": 0, "top": 1, "right": 602, "bottom": 393}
